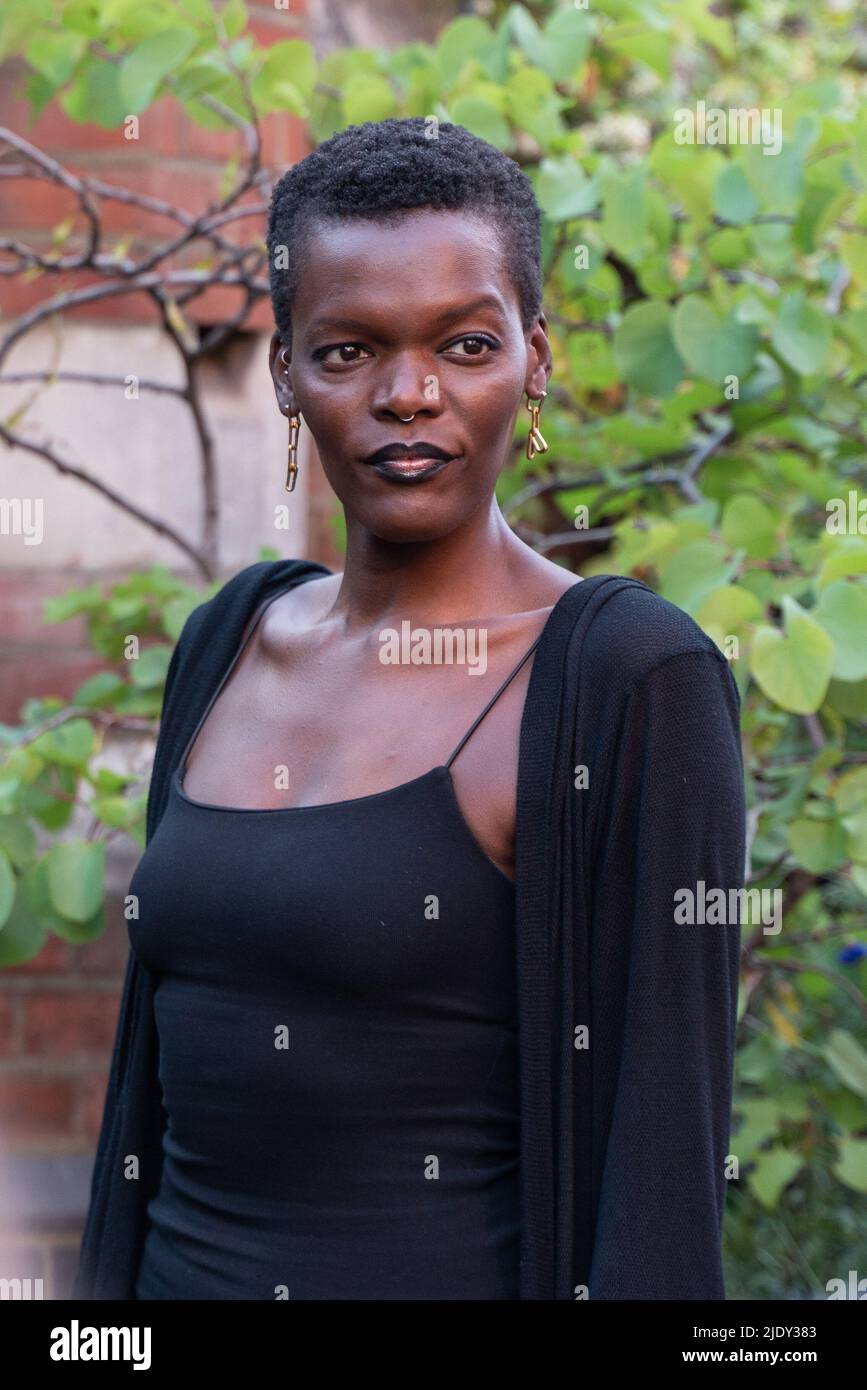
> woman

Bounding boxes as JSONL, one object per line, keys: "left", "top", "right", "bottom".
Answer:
{"left": 74, "top": 118, "right": 745, "bottom": 1301}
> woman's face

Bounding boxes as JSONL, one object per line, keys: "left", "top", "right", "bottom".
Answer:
{"left": 268, "top": 207, "right": 552, "bottom": 543}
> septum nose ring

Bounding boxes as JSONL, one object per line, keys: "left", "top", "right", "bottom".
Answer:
{"left": 398, "top": 414, "right": 415, "bottom": 422}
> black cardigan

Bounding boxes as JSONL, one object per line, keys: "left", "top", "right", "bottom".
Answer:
{"left": 72, "top": 560, "right": 745, "bottom": 1300}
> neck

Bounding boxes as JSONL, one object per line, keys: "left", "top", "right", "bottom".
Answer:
{"left": 324, "top": 498, "right": 539, "bottom": 630}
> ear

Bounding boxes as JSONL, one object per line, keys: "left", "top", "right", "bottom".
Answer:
{"left": 268, "top": 330, "right": 297, "bottom": 416}
{"left": 524, "top": 312, "right": 553, "bottom": 401}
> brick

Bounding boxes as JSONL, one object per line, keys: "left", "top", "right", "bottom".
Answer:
{"left": 0, "top": 995, "right": 21, "bottom": 1058}
{"left": 0, "top": 572, "right": 92, "bottom": 647}
{"left": 4, "top": 934, "right": 70, "bottom": 977}
{"left": 0, "top": 162, "right": 230, "bottom": 243}
{"left": 0, "top": 652, "right": 121, "bottom": 726}
{"left": 85, "top": 166, "right": 229, "bottom": 239}
{"left": 0, "top": 174, "right": 84, "bottom": 233}
{"left": 260, "top": 112, "right": 304, "bottom": 169}
{"left": 80, "top": 1069, "right": 110, "bottom": 1143}
{"left": 74, "top": 906, "right": 130, "bottom": 978}
{"left": 248, "top": 9, "right": 307, "bottom": 43}
{"left": 28, "top": 92, "right": 185, "bottom": 160}
{"left": 0, "top": 269, "right": 166, "bottom": 328}
{"left": 22, "top": 991, "right": 120, "bottom": 1058}
{"left": 0, "top": 1077, "right": 75, "bottom": 1141}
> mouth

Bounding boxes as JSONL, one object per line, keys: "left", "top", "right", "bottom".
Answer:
{"left": 362, "top": 441, "right": 458, "bottom": 485}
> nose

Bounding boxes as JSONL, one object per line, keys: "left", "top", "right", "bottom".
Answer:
{"left": 371, "top": 357, "right": 443, "bottom": 423}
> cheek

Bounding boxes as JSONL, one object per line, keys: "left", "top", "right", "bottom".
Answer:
{"left": 453, "top": 357, "right": 525, "bottom": 430}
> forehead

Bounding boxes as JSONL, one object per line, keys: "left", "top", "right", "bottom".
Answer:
{"left": 292, "top": 208, "right": 518, "bottom": 330}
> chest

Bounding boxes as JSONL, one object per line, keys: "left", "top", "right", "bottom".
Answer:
{"left": 180, "top": 639, "right": 537, "bottom": 883}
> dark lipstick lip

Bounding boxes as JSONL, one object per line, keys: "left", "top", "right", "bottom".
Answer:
{"left": 362, "top": 442, "right": 457, "bottom": 466}
{"left": 367, "top": 456, "right": 453, "bottom": 483}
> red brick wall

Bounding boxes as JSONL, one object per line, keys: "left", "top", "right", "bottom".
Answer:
{"left": 0, "top": 0, "right": 311, "bottom": 328}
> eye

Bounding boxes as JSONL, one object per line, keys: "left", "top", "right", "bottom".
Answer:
{"left": 445, "top": 334, "right": 499, "bottom": 358}
{"left": 313, "top": 343, "right": 373, "bottom": 364}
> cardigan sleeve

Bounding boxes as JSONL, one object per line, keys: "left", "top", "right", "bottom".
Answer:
{"left": 73, "top": 611, "right": 195, "bottom": 1298}
{"left": 586, "top": 647, "right": 745, "bottom": 1300}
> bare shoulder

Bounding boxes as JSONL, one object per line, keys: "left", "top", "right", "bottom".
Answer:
{"left": 513, "top": 553, "right": 584, "bottom": 614}
{"left": 252, "top": 569, "right": 342, "bottom": 648}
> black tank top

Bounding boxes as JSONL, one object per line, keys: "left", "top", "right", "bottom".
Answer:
{"left": 129, "top": 595, "right": 541, "bottom": 1300}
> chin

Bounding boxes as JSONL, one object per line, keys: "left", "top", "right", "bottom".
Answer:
{"left": 350, "top": 500, "right": 473, "bottom": 545}
{"left": 328, "top": 467, "right": 493, "bottom": 543}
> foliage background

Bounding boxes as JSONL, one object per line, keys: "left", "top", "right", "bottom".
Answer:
{"left": 1, "top": 0, "right": 866, "bottom": 1297}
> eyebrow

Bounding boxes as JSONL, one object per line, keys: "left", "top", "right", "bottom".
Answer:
{"left": 306, "top": 294, "right": 507, "bottom": 336}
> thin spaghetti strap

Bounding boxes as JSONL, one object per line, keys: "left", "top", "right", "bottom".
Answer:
{"left": 177, "top": 589, "right": 285, "bottom": 777}
{"left": 445, "top": 633, "right": 543, "bottom": 770}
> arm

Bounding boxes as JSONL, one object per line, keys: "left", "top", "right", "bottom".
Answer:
{"left": 587, "top": 648, "right": 745, "bottom": 1299}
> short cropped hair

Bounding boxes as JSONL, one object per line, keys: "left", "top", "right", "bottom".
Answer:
{"left": 266, "top": 116, "right": 543, "bottom": 348}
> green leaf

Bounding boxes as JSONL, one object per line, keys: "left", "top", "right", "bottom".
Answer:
{"left": 504, "top": 65, "right": 564, "bottom": 146}
{"left": 695, "top": 584, "right": 763, "bottom": 646}
{"left": 26, "top": 855, "right": 72, "bottom": 929}
{"left": 540, "top": 7, "right": 591, "bottom": 81}
{"left": 834, "top": 767, "right": 867, "bottom": 816}
{"left": 26, "top": 30, "right": 85, "bottom": 85}
{"left": 659, "top": 540, "right": 740, "bottom": 614}
{"left": 604, "top": 23, "right": 672, "bottom": 81}
{"left": 826, "top": 679, "right": 867, "bottom": 718}
{"left": 91, "top": 794, "right": 138, "bottom": 829}
{"left": 818, "top": 540, "right": 867, "bottom": 589}
{"left": 251, "top": 38, "right": 317, "bottom": 111}
{"left": 128, "top": 644, "right": 172, "bottom": 690}
{"left": 435, "top": 15, "right": 492, "bottom": 75}
{"left": 786, "top": 815, "right": 848, "bottom": 874}
{"left": 72, "top": 671, "right": 127, "bottom": 709}
{"left": 751, "top": 596, "right": 834, "bottom": 714}
{"left": 60, "top": 58, "right": 128, "bottom": 127}
{"left": 343, "top": 74, "right": 397, "bottom": 125}
{"left": 824, "top": 1029, "right": 867, "bottom": 1098}
{"left": 535, "top": 154, "right": 598, "bottom": 220}
{"left": 46, "top": 840, "right": 104, "bottom": 924}
{"left": 770, "top": 290, "right": 833, "bottom": 375}
{"left": 0, "top": 884, "right": 47, "bottom": 966}
{"left": 712, "top": 162, "right": 759, "bottom": 225}
{"left": 612, "top": 302, "right": 684, "bottom": 396}
{"left": 89, "top": 766, "right": 134, "bottom": 794}
{"left": 119, "top": 29, "right": 197, "bottom": 113}
{"left": 813, "top": 580, "right": 867, "bottom": 682}
{"left": 720, "top": 495, "right": 779, "bottom": 561}
{"left": 679, "top": 0, "right": 735, "bottom": 59}
{"left": 731, "top": 1098, "right": 783, "bottom": 1165}
{"left": 833, "top": 1137, "right": 867, "bottom": 1195}
{"left": 843, "top": 808, "right": 867, "bottom": 865}
{"left": 0, "top": 846, "right": 15, "bottom": 930}
{"left": 41, "top": 584, "right": 103, "bottom": 624}
{"left": 749, "top": 1148, "right": 805, "bottom": 1211}
{"left": 173, "top": 57, "right": 232, "bottom": 103}
{"left": 41, "top": 718, "right": 96, "bottom": 766}
{"left": 508, "top": 3, "right": 589, "bottom": 81}
{"left": 0, "top": 815, "right": 38, "bottom": 869}
{"left": 220, "top": 0, "right": 247, "bottom": 40}
{"left": 61, "top": 0, "right": 105, "bottom": 37}
{"left": 449, "top": 96, "right": 510, "bottom": 149}
{"left": 840, "top": 232, "right": 867, "bottom": 289}
{"left": 599, "top": 166, "right": 652, "bottom": 262}
{"left": 671, "top": 295, "right": 759, "bottom": 385}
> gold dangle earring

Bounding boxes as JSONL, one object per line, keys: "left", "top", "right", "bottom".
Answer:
{"left": 283, "top": 404, "right": 300, "bottom": 492}
{"left": 525, "top": 390, "right": 549, "bottom": 461}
